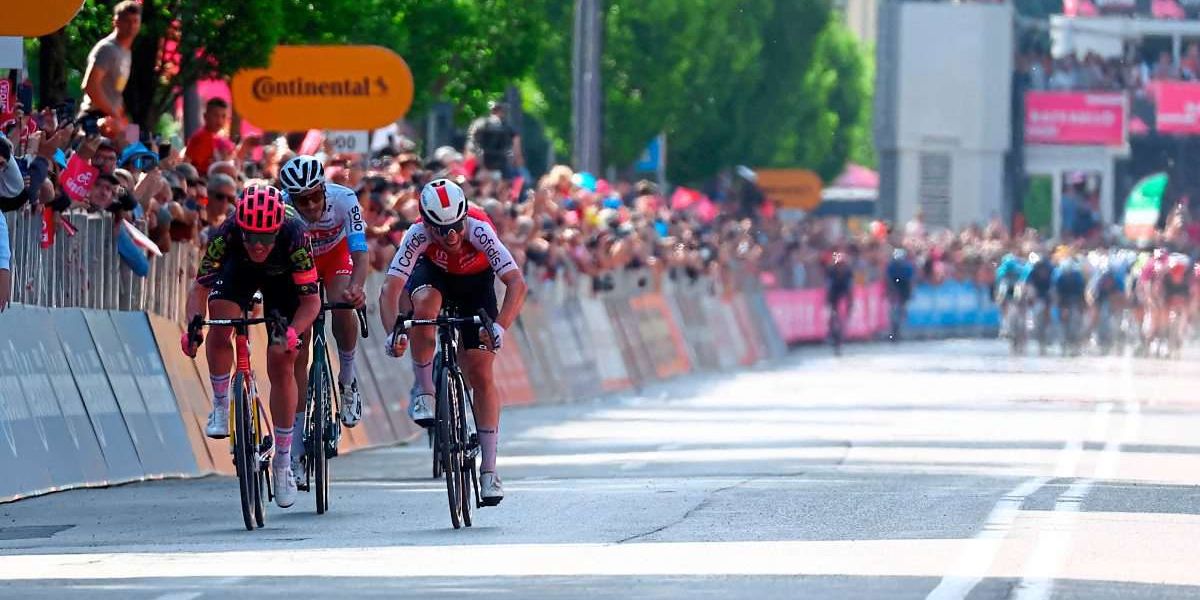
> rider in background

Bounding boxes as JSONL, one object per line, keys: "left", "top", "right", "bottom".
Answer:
{"left": 1052, "top": 253, "right": 1088, "bottom": 354}
{"left": 277, "top": 155, "right": 370, "bottom": 482}
{"left": 995, "top": 252, "right": 1027, "bottom": 326}
{"left": 885, "top": 248, "right": 915, "bottom": 339}
{"left": 824, "top": 247, "right": 856, "bottom": 327}
{"left": 1086, "top": 253, "right": 1128, "bottom": 333}
{"left": 1020, "top": 251, "right": 1054, "bottom": 331}
{"left": 1161, "top": 252, "right": 1192, "bottom": 339}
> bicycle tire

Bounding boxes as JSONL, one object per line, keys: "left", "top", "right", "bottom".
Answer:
{"left": 313, "top": 360, "right": 329, "bottom": 515}
{"left": 253, "top": 396, "right": 268, "bottom": 528}
{"left": 437, "top": 367, "right": 463, "bottom": 529}
{"left": 452, "top": 371, "right": 474, "bottom": 527}
{"left": 233, "top": 373, "right": 256, "bottom": 531}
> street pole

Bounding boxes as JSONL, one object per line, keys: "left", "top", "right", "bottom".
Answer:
{"left": 572, "top": 0, "right": 602, "bottom": 174}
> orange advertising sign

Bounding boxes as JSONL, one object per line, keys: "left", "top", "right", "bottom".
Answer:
{"left": 755, "top": 168, "right": 824, "bottom": 211}
{"left": 232, "top": 46, "right": 414, "bottom": 131}
{"left": 0, "top": 0, "right": 85, "bottom": 37}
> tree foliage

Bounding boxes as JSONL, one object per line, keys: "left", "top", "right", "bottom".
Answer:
{"left": 280, "top": 0, "right": 551, "bottom": 121}
{"left": 58, "top": 0, "right": 283, "bottom": 131}
{"left": 530, "top": 0, "right": 874, "bottom": 184}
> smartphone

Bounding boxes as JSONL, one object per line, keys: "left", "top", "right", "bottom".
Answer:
{"left": 79, "top": 114, "right": 101, "bottom": 137}
{"left": 55, "top": 99, "right": 77, "bottom": 128}
{"left": 158, "top": 143, "right": 173, "bottom": 160}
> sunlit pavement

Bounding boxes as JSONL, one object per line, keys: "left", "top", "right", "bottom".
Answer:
{"left": 3, "top": 339, "right": 1200, "bottom": 599}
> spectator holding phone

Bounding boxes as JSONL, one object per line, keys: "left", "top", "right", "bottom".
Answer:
{"left": 184, "top": 97, "right": 234, "bottom": 176}
{"left": 80, "top": 1, "right": 141, "bottom": 134}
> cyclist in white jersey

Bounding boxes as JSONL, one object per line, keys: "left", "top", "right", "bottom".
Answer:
{"left": 278, "top": 156, "right": 369, "bottom": 479}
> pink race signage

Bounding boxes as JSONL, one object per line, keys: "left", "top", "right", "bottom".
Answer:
{"left": 1025, "top": 92, "right": 1126, "bottom": 146}
{"left": 1150, "top": 81, "right": 1200, "bottom": 134}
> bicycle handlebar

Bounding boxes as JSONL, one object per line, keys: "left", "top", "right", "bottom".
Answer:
{"left": 188, "top": 311, "right": 290, "bottom": 347}
{"left": 390, "top": 310, "right": 498, "bottom": 351}
{"left": 399, "top": 315, "right": 482, "bottom": 329}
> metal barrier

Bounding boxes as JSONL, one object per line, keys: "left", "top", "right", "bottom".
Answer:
{"left": 6, "top": 210, "right": 198, "bottom": 322}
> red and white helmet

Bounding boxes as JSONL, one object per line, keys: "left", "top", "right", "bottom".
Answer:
{"left": 418, "top": 179, "right": 468, "bottom": 227}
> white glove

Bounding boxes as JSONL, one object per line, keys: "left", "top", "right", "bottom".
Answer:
{"left": 480, "top": 322, "right": 505, "bottom": 350}
{"left": 386, "top": 331, "right": 408, "bottom": 357}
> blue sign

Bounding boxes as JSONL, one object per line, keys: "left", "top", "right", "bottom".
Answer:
{"left": 634, "top": 135, "right": 663, "bottom": 172}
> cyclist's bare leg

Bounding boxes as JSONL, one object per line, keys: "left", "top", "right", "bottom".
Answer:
{"left": 463, "top": 349, "right": 499, "bottom": 470}
{"left": 290, "top": 328, "right": 313, "bottom": 459}
{"left": 410, "top": 286, "right": 442, "bottom": 395}
{"left": 266, "top": 343, "right": 300, "bottom": 437}
{"left": 326, "top": 273, "right": 359, "bottom": 386}
{"left": 205, "top": 299, "right": 240, "bottom": 406}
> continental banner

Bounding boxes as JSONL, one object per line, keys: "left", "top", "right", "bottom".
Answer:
{"left": 232, "top": 46, "right": 414, "bottom": 130}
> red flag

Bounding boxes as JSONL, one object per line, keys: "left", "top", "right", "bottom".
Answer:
{"left": 40, "top": 206, "right": 55, "bottom": 249}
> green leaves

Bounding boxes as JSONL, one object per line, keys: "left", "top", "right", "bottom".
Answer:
{"left": 280, "top": 0, "right": 551, "bottom": 119}
{"left": 529, "top": 0, "right": 873, "bottom": 185}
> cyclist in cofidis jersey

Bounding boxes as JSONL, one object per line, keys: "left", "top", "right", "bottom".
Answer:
{"left": 277, "top": 156, "right": 370, "bottom": 481}
{"left": 380, "top": 179, "right": 527, "bottom": 506}
{"left": 182, "top": 185, "right": 320, "bottom": 509}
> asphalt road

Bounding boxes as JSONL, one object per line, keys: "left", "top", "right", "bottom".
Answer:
{"left": 2, "top": 339, "right": 1199, "bottom": 599}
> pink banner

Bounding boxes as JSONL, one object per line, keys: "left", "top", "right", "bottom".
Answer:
{"left": 1025, "top": 92, "right": 1125, "bottom": 146}
{"left": 765, "top": 283, "right": 887, "bottom": 344}
{"left": 1151, "top": 81, "right": 1200, "bottom": 133}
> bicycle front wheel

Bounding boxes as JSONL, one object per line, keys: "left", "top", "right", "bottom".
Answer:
{"left": 437, "top": 368, "right": 463, "bottom": 529}
{"left": 309, "top": 355, "right": 331, "bottom": 515}
{"left": 233, "top": 373, "right": 257, "bottom": 531}
{"left": 452, "top": 371, "right": 475, "bottom": 527}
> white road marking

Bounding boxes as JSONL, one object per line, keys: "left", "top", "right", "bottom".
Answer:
{"left": 153, "top": 593, "right": 202, "bottom": 600}
{"left": 926, "top": 402, "right": 1110, "bottom": 600}
{"left": 1012, "top": 394, "right": 1139, "bottom": 600}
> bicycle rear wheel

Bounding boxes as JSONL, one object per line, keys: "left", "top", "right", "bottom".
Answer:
{"left": 307, "top": 350, "right": 331, "bottom": 516}
{"left": 437, "top": 368, "right": 463, "bottom": 529}
{"left": 233, "top": 373, "right": 256, "bottom": 531}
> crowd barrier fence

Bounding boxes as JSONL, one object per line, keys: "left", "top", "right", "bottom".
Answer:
{"left": 1, "top": 211, "right": 1002, "bottom": 502}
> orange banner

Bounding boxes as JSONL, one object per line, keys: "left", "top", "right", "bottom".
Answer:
{"left": 232, "top": 46, "right": 414, "bottom": 131}
{"left": 0, "top": 1, "right": 84, "bottom": 37}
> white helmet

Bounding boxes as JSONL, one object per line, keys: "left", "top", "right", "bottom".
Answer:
{"left": 419, "top": 179, "right": 468, "bottom": 226}
{"left": 278, "top": 155, "right": 325, "bottom": 195}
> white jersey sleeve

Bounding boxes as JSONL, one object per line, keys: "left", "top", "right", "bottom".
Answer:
{"left": 328, "top": 183, "right": 368, "bottom": 253}
{"left": 387, "top": 223, "right": 431, "bottom": 280}
{"left": 466, "top": 217, "right": 518, "bottom": 277}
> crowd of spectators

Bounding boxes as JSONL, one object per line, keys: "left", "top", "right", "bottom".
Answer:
{"left": 1017, "top": 43, "right": 1200, "bottom": 93}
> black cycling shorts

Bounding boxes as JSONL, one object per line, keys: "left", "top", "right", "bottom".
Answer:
{"left": 405, "top": 256, "right": 499, "bottom": 352}
{"left": 207, "top": 266, "right": 303, "bottom": 336}
{"left": 1165, "top": 280, "right": 1190, "bottom": 300}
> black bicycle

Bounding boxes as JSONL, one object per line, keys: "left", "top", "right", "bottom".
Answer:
{"left": 298, "top": 285, "right": 368, "bottom": 515}
{"left": 394, "top": 308, "right": 491, "bottom": 529}
{"left": 188, "top": 304, "right": 288, "bottom": 531}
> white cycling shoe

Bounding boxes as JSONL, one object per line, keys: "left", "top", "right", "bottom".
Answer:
{"left": 340, "top": 380, "right": 362, "bottom": 428}
{"left": 273, "top": 461, "right": 297, "bottom": 508}
{"left": 205, "top": 403, "right": 229, "bottom": 439}
{"left": 480, "top": 472, "right": 504, "bottom": 506}
{"left": 408, "top": 393, "right": 435, "bottom": 428}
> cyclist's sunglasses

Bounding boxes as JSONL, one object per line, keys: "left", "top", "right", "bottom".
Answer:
{"left": 432, "top": 220, "right": 465, "bottom": 236}
{"left": 244, "top": 231, "right": 278, "bottom": 247}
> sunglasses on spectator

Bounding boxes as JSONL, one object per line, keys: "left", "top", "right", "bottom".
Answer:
{"left": 212, "top": 192, "right": 236, "bottom": 202}
{"left": 244, "top": 231, "right": 278, "bottom": 247}
{"left": 432, "top": 220, "right": 465, "bottom": 236}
